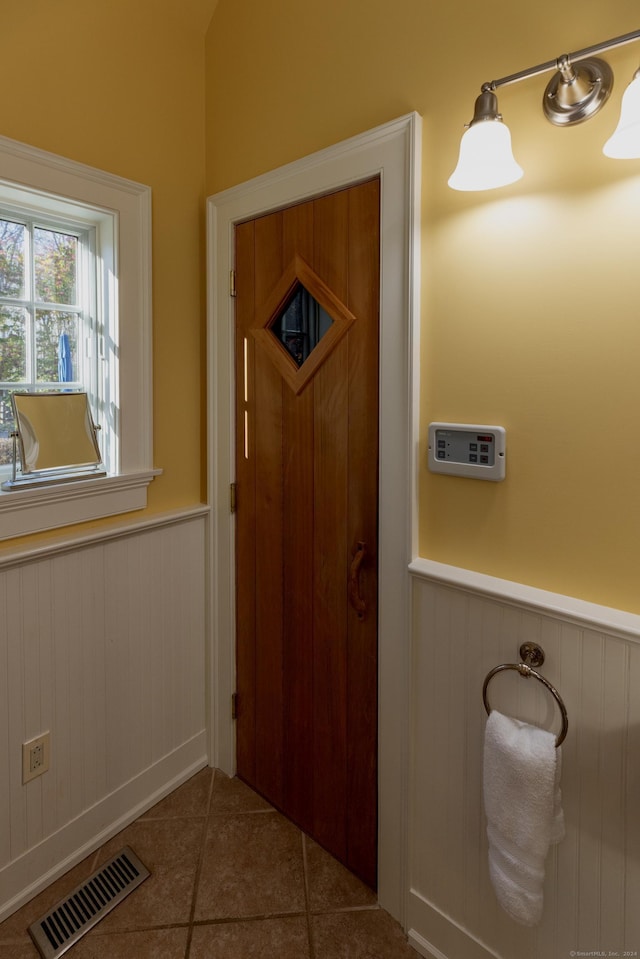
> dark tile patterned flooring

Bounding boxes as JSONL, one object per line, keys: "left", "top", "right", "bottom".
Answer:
{"left": 0, "top": 768, "right": 417, "bottom": 957}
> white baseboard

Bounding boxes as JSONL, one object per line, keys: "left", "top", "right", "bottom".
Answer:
{"left": 0, "top": 730, "right": 208, "bottom": 922}
{"left": 408, "top": 928, "right": 450, "bottom": 959}
{"left": 407, "top": 891, "right": 503, "bottom": 959}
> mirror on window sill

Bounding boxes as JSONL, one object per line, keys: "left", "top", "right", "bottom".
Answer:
{"left": 1, "top": 391, "right": 106, "bottom": 491}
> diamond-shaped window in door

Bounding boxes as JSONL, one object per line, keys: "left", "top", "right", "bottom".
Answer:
{"left": 253, "top": 255, "right": 356, "bottom": 395}
{"left": 271, "top": 284, "right": 333, "bottom": 368}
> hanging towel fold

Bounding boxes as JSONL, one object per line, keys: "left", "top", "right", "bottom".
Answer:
{"left": 483, "top": 710, "right": 564, "bottom": 926}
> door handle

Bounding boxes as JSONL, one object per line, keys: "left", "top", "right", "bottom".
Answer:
{"left": 349, "top": 541, "right": 367, "bottom": 620}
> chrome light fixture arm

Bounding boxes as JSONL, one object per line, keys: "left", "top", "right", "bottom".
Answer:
{"left": 482, "top": 27, "right": 640, "bottom": 98}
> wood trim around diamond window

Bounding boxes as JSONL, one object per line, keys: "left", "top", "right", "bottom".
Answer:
{"left": 251, "top": 253, "right": 356, "bottom": 395}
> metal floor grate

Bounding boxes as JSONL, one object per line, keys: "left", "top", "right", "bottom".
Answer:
{"left": 28, "top": 846, "right": 150, "bottom": 959}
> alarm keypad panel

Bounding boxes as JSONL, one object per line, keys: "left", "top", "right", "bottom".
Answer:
{"left": 427, "top": 423, "right": 506, "bottom": 481}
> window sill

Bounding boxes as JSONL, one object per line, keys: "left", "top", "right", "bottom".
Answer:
{"left": 0, "top": 469, "right": 162, "bottom": 540}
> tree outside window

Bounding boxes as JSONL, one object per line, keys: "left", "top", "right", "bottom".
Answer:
{"left": 0, "top": 217, "right": 84, "bottom": 466}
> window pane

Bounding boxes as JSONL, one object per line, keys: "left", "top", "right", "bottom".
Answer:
{"left": 0, "top": 219, "right": 26, "bottom": 297}
{"left": 0, "top": 306, "right": 27, "bottom": 382}
{"left": 34, "top": 227, "right": 77, "bottom": 304}
{"left": 0, "top": 388, "right": 15, "bottom": 465}
{"left": 270, "top": 283, "right": 333, "bottom": 367}
{"left": 35, "top": 310, "right": 79, "bottom": 383}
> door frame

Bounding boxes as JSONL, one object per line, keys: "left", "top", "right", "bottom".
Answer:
{"left": 206, "top": 112, "right": 421, "bottom": 925}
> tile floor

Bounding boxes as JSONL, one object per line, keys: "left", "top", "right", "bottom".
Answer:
{"left": 0, "top": 768, "right": 418, "bottom": 958}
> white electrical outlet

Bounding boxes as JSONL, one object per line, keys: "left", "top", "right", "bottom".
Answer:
{"left": 22, "top": 732, "right": 50, "bottom": 784}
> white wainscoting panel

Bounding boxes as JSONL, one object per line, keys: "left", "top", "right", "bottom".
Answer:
{"left": 408, "top": 566, "right": 640, "bottom": 959}
{"left": 0, "top": 513, "right": 208, "bottom": 919}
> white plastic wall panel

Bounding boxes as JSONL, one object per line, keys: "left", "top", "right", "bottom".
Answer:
{"left": 0, "top": 515, "right": 207, "bottom": 917}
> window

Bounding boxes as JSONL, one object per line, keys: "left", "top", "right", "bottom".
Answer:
{"left": 0, "top": 214, "right": 98, "bottom": 466}
{"left": 0, "top": 135, "right": 157, "bottom": 540}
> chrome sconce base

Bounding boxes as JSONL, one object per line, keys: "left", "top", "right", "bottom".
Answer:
{"left": 449, "top": 28, "right": 640, "bottom": 191}
{"left": 543, "top": 56, "right": 613, "bottom": 126}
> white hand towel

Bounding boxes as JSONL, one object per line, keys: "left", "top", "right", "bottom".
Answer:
{"left": 483, "top": 710, "right": 564, "bottom": 926}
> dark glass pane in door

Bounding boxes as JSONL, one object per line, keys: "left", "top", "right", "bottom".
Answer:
{"left": 270, "top": 283, "right": 333, "bottom": 367}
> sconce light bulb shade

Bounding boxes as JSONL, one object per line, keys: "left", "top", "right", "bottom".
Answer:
{"left": 448, "top": 119, "right": 524, "bottom": 191}
{"left": 603, "top": 70, "right": 640, "bottom": 158}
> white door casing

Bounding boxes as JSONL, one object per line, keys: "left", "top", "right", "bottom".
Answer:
{"left": 206, "top": 112, "right": 422, "bottom": 924}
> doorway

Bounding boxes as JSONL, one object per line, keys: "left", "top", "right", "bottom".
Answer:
{"left": 207, "top": 112, "right": 420, "bottom": 921}
{"left": 234, "top": 180, "right": 380, "bottom": 887}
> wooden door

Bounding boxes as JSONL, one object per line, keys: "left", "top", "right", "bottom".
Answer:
{"left": 234, "top": 178, "right": 379, "bottom": 888}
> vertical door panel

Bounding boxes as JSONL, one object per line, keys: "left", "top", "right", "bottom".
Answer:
{"left": 280, "top": 202, "right": 316, "bottom": 832}
{"left": 312, "top": 341, "right": 350, "bottom": 861}
{"left": 252, "top": 213, "right": 285, "bottom": 806}
{"left": 346, "top": 178, "right": 380, "bottom": 886}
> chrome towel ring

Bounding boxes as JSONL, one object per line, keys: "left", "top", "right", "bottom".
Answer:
{"left": 482, "top": 650, "right": 568, "bottom": 748}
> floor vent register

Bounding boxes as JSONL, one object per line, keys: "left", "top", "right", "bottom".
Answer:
{"left": 28, "top": 846, "right": 150, "bottom": 958}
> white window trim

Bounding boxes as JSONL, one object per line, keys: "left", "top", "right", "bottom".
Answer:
{"left": 0, "top": 135, "right": 159, "bottom": 540}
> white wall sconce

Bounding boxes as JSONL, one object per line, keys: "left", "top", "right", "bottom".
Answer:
{"left": 449, "top": 28, "right": 640, "bottom": 191}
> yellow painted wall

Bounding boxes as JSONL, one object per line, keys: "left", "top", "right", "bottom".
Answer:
{"left": 3, "top": 0, "right": 216, "bottom": 546}
{"left": 206, "top": 0, "right": 640, "bottom": 613}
